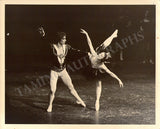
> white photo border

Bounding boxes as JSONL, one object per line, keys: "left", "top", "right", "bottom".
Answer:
{"left": 0, "top": 0, "right": 160, "bottom": 129}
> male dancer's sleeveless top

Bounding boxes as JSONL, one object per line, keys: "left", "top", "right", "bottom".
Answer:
{"left": 50, "top": 44, "right": 86, "bottom": 72}
{"left": 50, "top": 44, "right": 69, "bottom": 72}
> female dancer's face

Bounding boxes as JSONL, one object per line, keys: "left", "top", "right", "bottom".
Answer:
{"left": 98, "top": 52, "right": 106, "bottom": 59}
{"left": 98, "top": 52, "right": 111, "bottom": 60}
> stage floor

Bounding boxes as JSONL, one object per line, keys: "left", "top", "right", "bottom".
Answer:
{"left": 5, "top": 63, "right": 155, "bottom": 124}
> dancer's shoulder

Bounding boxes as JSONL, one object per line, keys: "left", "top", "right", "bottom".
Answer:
{"left": 65, "top": 44, "right": 71, "bottom": 49}
{"left": 50, "top": 43, "right": 57, "bottom": 49}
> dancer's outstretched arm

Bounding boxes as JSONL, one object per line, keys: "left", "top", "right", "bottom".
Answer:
{"left": 99, "top": 64, "right": 123, "bottom": 88}
{"left": 80, "top": 29, "right": 96, "bottom": 55}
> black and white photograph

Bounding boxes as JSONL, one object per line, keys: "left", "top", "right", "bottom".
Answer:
{"left": 1, "top": 0, "right": 159, "bottom": 127}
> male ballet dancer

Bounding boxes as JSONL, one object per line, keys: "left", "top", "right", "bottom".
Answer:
{"left": 38, "top": 27, "right": 86, "bottom": 112}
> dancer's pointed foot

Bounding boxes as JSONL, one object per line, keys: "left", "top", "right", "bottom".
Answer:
{"left": 76, "top": 100, "right": 86, "bottom": 107}
{"left": 47, "top": 105, "right": 52, "bottom": 112}
{"left": 95, "top": 100, "right": 100, "bottom": 111}
{"left": 112, "top": 29, "right": 118, "bottom": 38}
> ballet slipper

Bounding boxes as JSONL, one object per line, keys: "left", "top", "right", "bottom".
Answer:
{"left": 112, "top": 29, "right": 118, "bottom": 38}
{"left": 95, "top": 100, "right": 100, "bottom": 111}
{"left": 47, "top": 105, "right": 52, "bottom": 112}
{"left": 76, "top": 100, "right": 86, "bottom": 107}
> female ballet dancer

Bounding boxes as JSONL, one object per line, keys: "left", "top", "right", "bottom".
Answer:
{"left": 80, "top": 29, "right": 123, "bottom": 111}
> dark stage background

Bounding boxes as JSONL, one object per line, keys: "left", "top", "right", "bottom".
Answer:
{"left": 5, "top": 5, "right": 155, "bottom": 72}
{"left": 5, "top": 5, "right": 155, "bottom": 124}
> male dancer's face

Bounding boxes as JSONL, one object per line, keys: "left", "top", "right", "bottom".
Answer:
{"left": 59, "top": 36, "right": 67, "bottom": 45}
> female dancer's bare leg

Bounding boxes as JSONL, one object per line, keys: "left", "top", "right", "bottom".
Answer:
{"left": 99, "top": 29, "right": 118, "bottom": 49}
{"left": 95, "top": 80, "right": 102, "bottom": 111}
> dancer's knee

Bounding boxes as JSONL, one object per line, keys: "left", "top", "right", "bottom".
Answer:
{"left": 50, "top": 81, "right": 57, "bottom": 94}
{"left": 50, "top": 88, "right": 56, "bottom": 95}
{"left": 66, "top": 81, "right": 74, "bottom": 90}
{"left": 65, "top": 80, "right": 76, "bottom": 94}
{"left": 69, "top": 86, "right": 76, "bottom": 94}
{"left": 96, "top": 80, "right": 102, "bottom": 87}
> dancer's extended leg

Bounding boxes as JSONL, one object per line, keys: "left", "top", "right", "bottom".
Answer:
{"left": 60, "top": 69, "right": 86, "bottom": 107}
{"left": 101, "top": 29, "right": 118, "bottom": 49}
{"left": 95, "top": 80, "right": 102, "bottom": 111}
{"left": 47, "top": 70, "right": 58, "bottom": 112}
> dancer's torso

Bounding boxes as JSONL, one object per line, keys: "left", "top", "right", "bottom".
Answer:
{"left": 88, "top": 52, "right": 104, "bottom": 69}
{"left": 50, "top": 43, "right": 70, "bottom": 72}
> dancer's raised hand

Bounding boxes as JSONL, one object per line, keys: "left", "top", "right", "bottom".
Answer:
{"left": 38, "top": 26, "right": 45, "bottom": 37}
{"left": 80, "top": 28, "right": 88, "bottom": 35}
{"left": 119, "top": 80, "right": 124, "bottom": 88}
